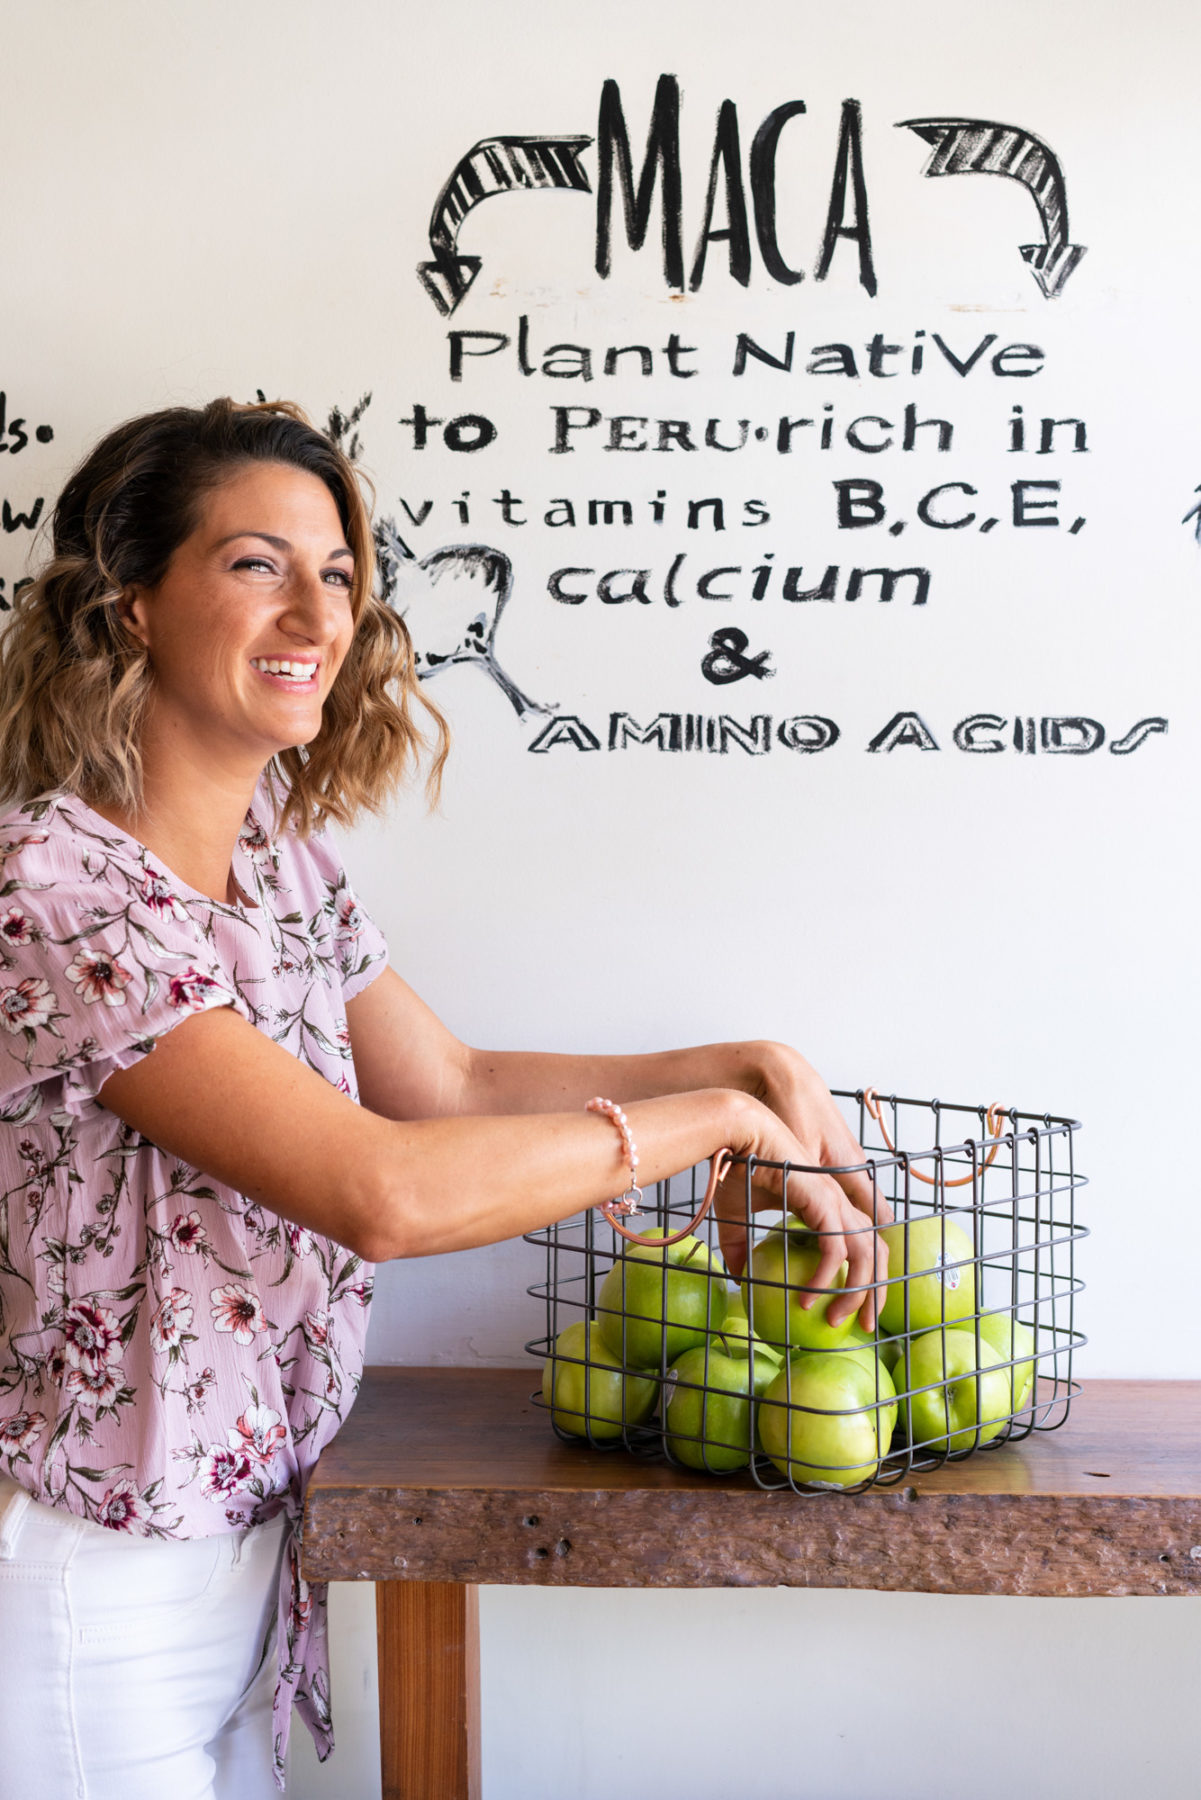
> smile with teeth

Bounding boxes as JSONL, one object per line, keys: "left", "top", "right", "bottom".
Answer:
{"left": 250, "top": 657, "right": 319, "bottom": 682}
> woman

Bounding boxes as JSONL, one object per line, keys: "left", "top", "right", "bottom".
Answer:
{"left": 0, "top": 398, "right": 888, "bottom": 1798}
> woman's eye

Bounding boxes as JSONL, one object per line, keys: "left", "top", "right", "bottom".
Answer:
{"left": 323, "top": 568, "right": 353, "bottom": 587}
{"left": 233, "top": 556, "right": 275, "bottom": 574}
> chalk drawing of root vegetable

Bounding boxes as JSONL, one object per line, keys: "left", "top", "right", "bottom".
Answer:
{"left": 376, "top": 519, "right": 554, "bottom": 721}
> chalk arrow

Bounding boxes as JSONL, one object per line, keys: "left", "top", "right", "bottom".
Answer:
{"left": 899, "top": 118, "right": 1086, "bottom": 297}
{"left": 418, "top": 134, "right": 593, "bottom": 315}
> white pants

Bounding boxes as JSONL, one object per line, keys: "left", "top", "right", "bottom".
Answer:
{"left": 0, "top": 1474, "right": 288, "bottom": 1800}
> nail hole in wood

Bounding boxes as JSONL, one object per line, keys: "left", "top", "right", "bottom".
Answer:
{"left": 523, "top": 1515, "right": 540, "bottom": 1527}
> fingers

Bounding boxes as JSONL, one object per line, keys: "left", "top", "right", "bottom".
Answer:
{"left": 715, "top": 1214, "right": 749, "bottom": 1281}
{"left": 832, "top": 1157, "right": 895, "bottom": 1228}
{"left": 774, "top": 1168, "right": 852, "bottom": 1310}
{"left": 796, "top": 1113, "right": 894, "bottom": 1312}
{"left": 804, "top": 1213, "right": 849, "bottom": 1299}
{"left": 814, "top": 1119, "right": 895, "bottom": 1227}
{"left": 765, "top": 1061, "right": 895, "bottom": 1228}
{"left": 725, "top": 1100, "right": 891, "bottom": 1332}
{"left": 768, "top": 1167, "right": 888, "bottom": 1332}
{"left": 828, "top": 1203, "right": 889, "bottom": 1331}
{"left": 713, "top": 1166, "right": 771, "bottom": 1280}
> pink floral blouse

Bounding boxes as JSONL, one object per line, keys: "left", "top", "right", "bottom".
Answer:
{"left": 0, "top": 786, "right": 388, "bottom": 1783}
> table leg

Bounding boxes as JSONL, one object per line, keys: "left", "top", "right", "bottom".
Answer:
{"left": 376, "top": 1580, "right": 481, "bottom": 1800}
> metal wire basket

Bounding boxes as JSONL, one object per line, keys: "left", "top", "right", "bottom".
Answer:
{"left": 524, "top": 1090, "right": 1086, "bottom": 1494}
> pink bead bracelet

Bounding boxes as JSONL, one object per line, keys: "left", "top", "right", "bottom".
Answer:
{"left": 586, "top": 1096, "right": 734, "bottom": 1247}
{"left": 585, "top": 1096, "right": 642, "bottom": 1219}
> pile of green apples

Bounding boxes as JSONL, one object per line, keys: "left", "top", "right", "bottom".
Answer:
{"left": 541, "top": 1215, "right": 1038, "bottom": 1489}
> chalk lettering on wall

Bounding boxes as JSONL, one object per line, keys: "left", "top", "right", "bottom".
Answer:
{"left": 0, "top": 392, "right": 56, "bottom": 610}
{"left": 596, "top": 79, "right": 878, "bottom": 295}
{"left": 868, "top": 711, "right": 940, "bottom": 752}
{"left": 527, "top": 714, "right": 602, "bottom": 752}
{"left": 524, "top": 711, "right": 1168, "bottom": 755}
{"left": 323, "top": 67, "right": 1150, "bottom": 774}
{"left": 900, "top": 118, "right": 1086, "bottom": 297}
{"left": 1, "top": 498, "right": 43, "bottom": 534}
{"left": 416, "top": 84, "right": 1086, "bottom": 307}
{"left": 1109, "top": 718, "right": 1168, "bottom": 754}
{"left": 700, "top": 627, "right": 775, "bottom": 682}
{"left": 442, "top": 319, "right": 1049, "bottom": 383}
{"left": 0, "top": 393, "right": 54, "bottom": 455}
{"left": 418, "top": 136, "right": 593, "bottom": 316}
{"left": 547, "top": 561, "right": 931, "bottom": 606}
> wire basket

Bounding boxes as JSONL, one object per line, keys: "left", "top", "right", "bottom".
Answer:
{"left": 524, "top": 1090, "right": 1086, "bottom": 1493}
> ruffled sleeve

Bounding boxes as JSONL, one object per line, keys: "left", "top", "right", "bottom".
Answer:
{"left": 0, "top": 822, "right": 240, "bottom": 1119}
{"left": 300, "top": 831, "right": 389, "bottom": 1003}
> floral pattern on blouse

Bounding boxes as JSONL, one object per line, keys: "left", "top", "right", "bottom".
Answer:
{"left": 0, "top": 787, "right": 387, "bottom": 1784}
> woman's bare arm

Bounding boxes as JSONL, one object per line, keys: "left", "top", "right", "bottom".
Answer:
{"left": 349, "top": 968, "right": 891, "bottom": 1227}
{"left": 98, "top": 999, "right": 887, "bottom": 1326}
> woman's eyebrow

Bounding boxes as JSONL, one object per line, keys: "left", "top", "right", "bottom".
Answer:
{"left": 213, "top": 531, "right": 353, "bottom": 559}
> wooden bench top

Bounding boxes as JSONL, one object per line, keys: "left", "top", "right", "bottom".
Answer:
{"left": 302, "top": 1368, "right": 1201, "bottom": 1598}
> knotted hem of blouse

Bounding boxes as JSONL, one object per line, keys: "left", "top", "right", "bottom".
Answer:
{"left": 270, "top": 1517, "right": 334, "bottom": 1788}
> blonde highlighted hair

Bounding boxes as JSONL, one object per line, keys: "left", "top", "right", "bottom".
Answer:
{"left": 0, "top": 397, "right": 448, "bottom": 836}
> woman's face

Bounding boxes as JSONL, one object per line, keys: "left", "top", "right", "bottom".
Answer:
{"left": 121, "top": 460, "right": 357, "bottom": 771}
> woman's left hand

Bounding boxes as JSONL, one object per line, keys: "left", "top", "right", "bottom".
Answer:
{"left": 709, "top": 1042, "right": 893, "bottom": 1324}
{"left": 747, "top": 1041, "right": 894, "bottom": 1225}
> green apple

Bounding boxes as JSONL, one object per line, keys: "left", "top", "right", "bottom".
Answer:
{"left": 893, "top": 1328, "right": 1011, "bottom": 1455}
{"left": 757, "top": 1353, "right": 892, "bottom": 1488}
{"left": 951, "top": 1313, "right": 1036, "bottom": 1412}
{"left": 663, "top": 1345, "right": 761, "bottom": 1472}
{"left": 597, "top": 1228, "right": 727, "bottom": 1368}
{"left": 877, "top": 1335, "right": 905, "bottom": 1377}
{"left": 743, "top": 1222, "right": 873, "bottom": 1354}
{"left": 825, "top": 1343, "right": 899, "bottom": 1442}
{"left": 878, "top": 1215, "right": 977, "bottom": 1336}
{"left": 709, "top": 1305, "right": 784, "bottom": 1384}
{"left": 542, "top": 1321, "right": 658, "bottom": 1440}
{"left": 721, "top": 1292, "right": 749, "bottom": 1331}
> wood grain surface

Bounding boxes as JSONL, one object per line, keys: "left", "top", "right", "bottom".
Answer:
{"left": 376, "top": 1582, "right": 480, "bottom": 1800}
{"left": 303, "top": 1369, "right": 1201, "bottom": 1598}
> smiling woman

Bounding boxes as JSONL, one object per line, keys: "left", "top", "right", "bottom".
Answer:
{"left": 0, "top": 399, "right": 445, "bottom": 848}
{"left": 0, "top": 398, "right": 887, "bottom": 1800}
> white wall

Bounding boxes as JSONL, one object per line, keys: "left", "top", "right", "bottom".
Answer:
{"left": 6, "top": 1, "right": 1199, "bottom": 1793}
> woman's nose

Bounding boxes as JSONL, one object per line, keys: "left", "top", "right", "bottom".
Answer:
{"left": 279, "top": 571, "right": 347, "bottom": 640}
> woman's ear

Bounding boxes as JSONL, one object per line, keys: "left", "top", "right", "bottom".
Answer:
{"left": 113, "top": 588, "right": 151, "bottom": 649}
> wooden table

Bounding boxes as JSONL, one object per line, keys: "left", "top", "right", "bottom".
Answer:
{"left": 303, "top": 1369, "right": 1201, "bottom": 1800}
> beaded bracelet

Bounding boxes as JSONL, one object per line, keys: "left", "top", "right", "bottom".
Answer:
{"left": 586, "top": 1097, "right": 735, "bottom": 1247}
{"left": 585, "top": 1096, "right": 642, "bottom": 1219}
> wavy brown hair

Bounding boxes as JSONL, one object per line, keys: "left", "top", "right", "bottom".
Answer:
{"left": 0, "top": 397, "right": 448, "bottom": 836}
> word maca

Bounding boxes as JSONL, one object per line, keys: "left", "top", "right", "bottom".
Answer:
{"left": 593, "top": 79, "right": 880, "bottom": 295}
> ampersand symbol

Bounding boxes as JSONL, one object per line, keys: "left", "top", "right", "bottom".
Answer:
{"left": 700, "top": 627, "right": 776, "bottom": 685}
